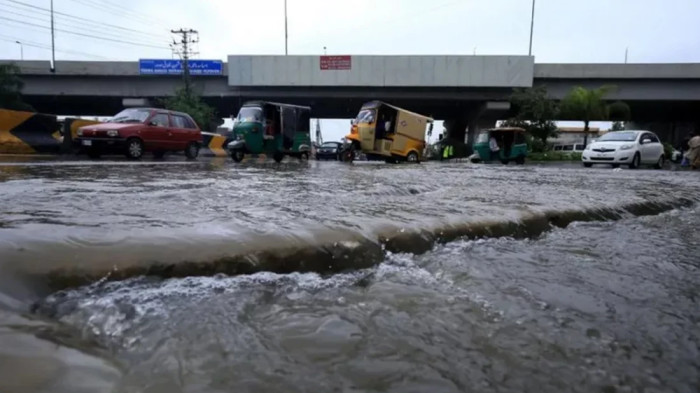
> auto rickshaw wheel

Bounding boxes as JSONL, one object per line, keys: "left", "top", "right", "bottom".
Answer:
{"left": 273, "top": 152, "right": 285, "bottom": 163}
{"left": 501, "top": 159, "right": 509, "bottom": 165}
{"left": 515, "top": 156, "right": 525, "bottom": 165}
{"left": 341, "top": 149, "right": 354, "bottom": 163}
{"left": 231, "top": 150, "right": 244, "bottom": 162}
{"left": 299, "top": 152, "right": 309, "bottom": 161}
{"left": 406, "top": 151, "right": 420, "bottom": 163}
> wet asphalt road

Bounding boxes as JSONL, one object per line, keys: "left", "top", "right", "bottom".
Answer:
{"left": 0, "top": 157, "right": 698, "bottom": 393}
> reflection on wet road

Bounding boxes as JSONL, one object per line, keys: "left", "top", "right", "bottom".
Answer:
{"left": 0, "top": 159, "right": 698, "bottom": 392}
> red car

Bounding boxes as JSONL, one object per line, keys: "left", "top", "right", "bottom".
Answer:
{"left": 75, "top": 108, "right": 202, "bottom": 159}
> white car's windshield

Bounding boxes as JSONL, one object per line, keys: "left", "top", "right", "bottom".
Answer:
{"left": 597, "top": 132, "right": 638, "bottom": 142}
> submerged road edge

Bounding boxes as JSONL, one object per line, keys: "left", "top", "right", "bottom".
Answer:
{"left": 40, "top": 197, "right": 696, "bottom": 291}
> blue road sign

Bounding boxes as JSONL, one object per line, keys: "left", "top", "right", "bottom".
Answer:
{"left": 139, "top": 59, "right": 223, "bottom": 75}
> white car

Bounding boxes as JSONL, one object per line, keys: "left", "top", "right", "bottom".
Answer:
{"left": 582, "top": 130, "right": 665, "bottom": 169}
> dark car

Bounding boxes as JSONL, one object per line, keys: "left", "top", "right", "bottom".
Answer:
{"left": 316, "top": 142, "right": 343, "bottom": 160}
{"left": 75, "top": 108, "right": 202, "bottom": 160}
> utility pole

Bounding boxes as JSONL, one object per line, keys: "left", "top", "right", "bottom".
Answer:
{"left": 170, "top": 28, "right": 199, "bottom": 96}
{"left": 528, "top": 0, "right": 536, "bottom": 56}
{"left": 284, "top": 0, "right": 288, "bottom": 55}
{"left": 15, "top": 41, "right": 23, "bottom": 60}
{"left": 50, "top": 0, "right": 55, "bottom": 72}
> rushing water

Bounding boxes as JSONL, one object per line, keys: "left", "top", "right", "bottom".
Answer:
{"left": 0, "top": 158, "right": 698, "bottom": 392}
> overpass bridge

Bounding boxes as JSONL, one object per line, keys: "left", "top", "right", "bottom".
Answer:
{"left": 4, "top": 56, "right": 700, "bottom": 144}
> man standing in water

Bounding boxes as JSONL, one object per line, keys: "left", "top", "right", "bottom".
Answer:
{"left": 489, "top": 135, "right": 500, "bottom": 161}
{"left": 686, "top": 131, "right": 700, "bottom": 169}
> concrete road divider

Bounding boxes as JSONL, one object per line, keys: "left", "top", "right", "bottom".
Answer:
{"left": 200, "top": 132, "right": 230, "bottom": 157}
{"left": 0, "top": 109, "right": 61, "bottom": 154}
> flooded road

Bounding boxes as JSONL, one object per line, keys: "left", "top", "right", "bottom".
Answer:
{"left": 0, "top": 158, "right": 698, "bottom": 392}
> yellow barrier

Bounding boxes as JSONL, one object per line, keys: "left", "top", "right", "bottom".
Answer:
{"left": 0, "top": 109, "right": 61, "bottom": 154}
{"left": 200, "top": 132, "right": 230, "bottom": 157}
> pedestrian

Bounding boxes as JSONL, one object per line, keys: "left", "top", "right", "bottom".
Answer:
{"left": 686, "top": 131, "right": 700, "bottom": 169}
{"left": 489, "top": 135, "right": 500, "bottom": 161}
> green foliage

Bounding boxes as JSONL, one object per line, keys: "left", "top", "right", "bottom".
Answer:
{"left": 0, "top": 63, "right": 34, "bottom": 111}
{"left": 559, "top": 85, "right": 631, "bottom": 146}
{"left": 663, "top": 142, "right": 674, "bottom": 159}
{"left": 505, "top": 86, "right": 559, "bottom": 146}
{"left": 528, "top": 151, "right": 583, "bottom": 161}
{"left": 610, "top": 121, "right": 625, "bottom": 131}
{"left": 161, "top": 87, "right": 217, "bottom": 131}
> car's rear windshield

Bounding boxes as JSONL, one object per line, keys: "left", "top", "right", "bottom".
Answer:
{"left": 597, "top": 132, "right": 638, "bottom": 142}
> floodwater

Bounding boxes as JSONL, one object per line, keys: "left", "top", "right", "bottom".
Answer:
{"left": 0, "top": 158, "right": 698, "bottom": 393}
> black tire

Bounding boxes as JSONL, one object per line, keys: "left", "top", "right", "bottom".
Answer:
{"left": 612, "top": 164, "right": 620, "bottom": 168}
{"left": 583, "top": 163, "right": 593, "bottom": 168}
{"left": 654, "top": 155, "right": 664, "bottom": 169}
{"left": 153, "top": 150, "right": 166, "bottom": 159}
{"left": 299, "top": 152, "right": 309, "bottom": 161}
{"left": 87, "top": 148, "right": 101, "bottom": 159}
{"left": 341, "top": 149, "right": 354, "bottom": 163}
{"left": 406, "top": 151, "right": 420, "bottom": 163}
{"left": 501, "top": 159, "right": 509, "bottom": 165}
{"left": 515, "top": 156, "right": 525, "bottom": 165}
{"left": 125, "top": 138, "right": 144, "bottom": 160}
{"left": 629, "top": 153, "right": 640, "bottom": 169}
{"left": 273, "top": 152, "right": 284, "bottom": 163}
{"left": 231, "top": 150, "right": 244, "bottom": 162}
{"left": 184, "top": 142, "right": 199, "bottom": 160}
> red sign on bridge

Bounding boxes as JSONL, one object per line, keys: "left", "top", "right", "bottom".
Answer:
{"left": 320, "top": 55, "right": 351, "bottom": 70}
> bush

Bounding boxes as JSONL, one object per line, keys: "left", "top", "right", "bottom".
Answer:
{"left": 663, "top": 142, "right": 674, "bottom": 159}
{"left": 528, "top": 151, "right": 582, "bottom": 161}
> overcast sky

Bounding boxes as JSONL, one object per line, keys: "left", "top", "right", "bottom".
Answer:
{"left": 1, "top": 0, "right": 698, "bottom": 140}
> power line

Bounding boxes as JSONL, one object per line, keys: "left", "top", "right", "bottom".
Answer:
{"left": 0, "top": 4, "right": 170, "bottom": 45}
{"left": 0, "top": 16, "right": 171, "bottom": 50}
{"left": 1, "top": 0, "right": 170, "bottom": 42}
{"left": 0, "top": 36, "right": 111, "bottom": 60}
{"left": 67, "top": 0, "right": 171, "bottom": 31}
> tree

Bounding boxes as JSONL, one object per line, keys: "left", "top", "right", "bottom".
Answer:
{"left": 506, "top": 86, "right": 559, "bottom": 148}
{"left": 559, "top": 85, "right": 631, "bottom": 146}
{"left": 610, "top": 121, "right": 625, "bottom": 131}
{"left": 161, "top": 87, "right": 217, "bottom": 131}
{"left": 0, "top": 63, "right": 34, "bottom": 111}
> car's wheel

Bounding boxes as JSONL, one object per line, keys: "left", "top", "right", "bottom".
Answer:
{"left": 583, "top": 163, "right": 593, "bottom": 168}
{"left": 515, "top": 155, "right": 525, "bottom": 165}
{"left": 125, "top": 138, "right": 144, "bottom": 160}
{"left": 153, "top": 150, "right": 166, "bottom": 159}
{"left": 231, "top": 150, "right": 244, "bottom": 162}
{"left": 629, "top": 153, "right": 640, "bottom": 169}
{"left": 406, "top": 151, "right": 420, "bottom": 163}
{"left": 654, "top": 155, "right": 664, "bottom": 169}
{"left": 273, "top": 151, "right": 284, "bottom": 163}
{"left": 87, "top": 148, "right": 101, "bottom": 159}
{"left": 299, "top": 152, "right": 309, "bottom": 161}
{"left": 184, "top": 142, "right": 199, "bottom": 160}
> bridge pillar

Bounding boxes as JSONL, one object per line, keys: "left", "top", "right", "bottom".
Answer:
{"left": 444, "top": 101, "right": 509, "bottom": 156}
{"left": 626, "top": 121, "right": 700, "bottom": 147}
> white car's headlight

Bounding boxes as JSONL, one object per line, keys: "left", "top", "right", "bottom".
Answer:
{"left": 106, "top": 130, "right": 119, "bottom": 137}
{"left": 584, "top": 144, "right": 592, "bottom": 151}
{"left": 77, "top": 129, "right": 84, "bottom": 137}
{"left": 620, "top": 144, "right": 634, "bottom": 150}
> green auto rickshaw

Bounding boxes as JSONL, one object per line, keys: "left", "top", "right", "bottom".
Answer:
{"left": 227, "top": 101, "right": 312, "bottom": 163}
{"left": 471, "top": 127, "right": 528, "bottom": 165}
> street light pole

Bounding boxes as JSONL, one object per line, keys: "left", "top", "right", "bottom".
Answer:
{"left": 528, "top": 0, "right": 536, "bottom": 56}
{"left": 50, "top": 0, "right": 55, "bottom": 72}
{"left": 15, "top": 41, "right": 23, "bottom": 60}
{"left": 284, "top": 0, "right": 288, "bottom": 55}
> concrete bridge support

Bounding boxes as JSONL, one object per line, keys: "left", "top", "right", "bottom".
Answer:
{"left": 443, "top": 101, "right": 509, "bottom": 157}
{"left": 626, "top": 121, "right": 700, "bottom": 147}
